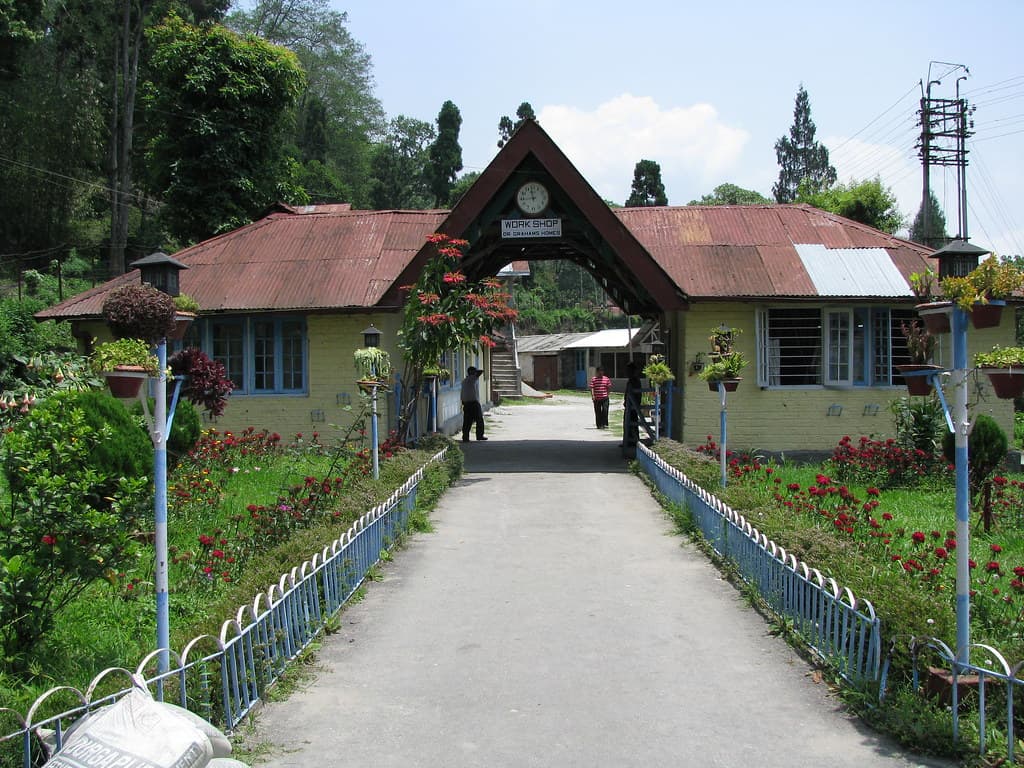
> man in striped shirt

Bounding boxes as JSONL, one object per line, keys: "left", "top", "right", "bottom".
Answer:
{"left": 589, "top": 366, "right": 612, "bottom": 428}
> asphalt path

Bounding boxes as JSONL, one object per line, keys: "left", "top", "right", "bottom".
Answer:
{"left": 249, "top": 395, "right": 953, "bottom": 768}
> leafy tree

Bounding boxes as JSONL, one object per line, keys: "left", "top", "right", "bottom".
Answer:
{"left": 909, "top": 189, "right": 949, "bottom": 249}
{"left": 369, "top": 115, "right": 435, "bottom": 209}
{"left": 426, "top": 100, "right": 463, "bottom": 207}
{"left": 626, "top": 159, "right": 667, "bottom": 207}
{"left": 798, "top": 177, "right": 903, "bottom": 234}
{"left": 449, "top": 171, "right": 481, "bottom": 206}
{"left": 141, "top": 14, "right": 306, "bottom": 243}
{"left": 497, "top": 101, "right": 536, "bottom": 148}
{"left": 773, "top": 85, "right": 836, "bottom": 203}
{"left": 689, "top": 183, "right": 770, "bottom": 206}
{"left": 225, "top": 0, "right": 384, "bottom": 207}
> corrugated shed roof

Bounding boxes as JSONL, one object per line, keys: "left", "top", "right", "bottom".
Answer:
{"left": 615, "top": 204, "right": 932, "bottom": 299}
{"left": 565, "top": 328, "right": 640, "bottom": 349}
{"left": 38, "top": 209, "right": 447, "bottom": 319}
{"left": 517, "top": 332, "right": 592, "bottom": 353}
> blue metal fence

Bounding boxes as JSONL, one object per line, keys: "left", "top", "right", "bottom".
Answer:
{"left": 637, "top": 442, "right": 1024, "bottom": 763}
{"left": 638, "top": 443, "right": 882, "bottom": 682}
{"left": 0, "top": 448, "right": 446, "bottom": 768}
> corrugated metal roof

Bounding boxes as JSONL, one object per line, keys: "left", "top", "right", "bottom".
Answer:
{"left": 617, "top": 204, "right": 931, "bottom": 298}
{"left": 39, "top": 201, "right": 935, "bottom": 324}
{"left": 38, "top": 209, "right": 446, "bottom": 319}
{"left": 796, "top": 244, "right": 913, "bottom": 297}
{"left": 566, "top": 328, "right": 640, "bottom": 349}
{"left": 517, "top": 332, "right": 592, "bottom": 353}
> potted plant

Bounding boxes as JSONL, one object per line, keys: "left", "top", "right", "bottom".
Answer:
{"left": 101, "top": 283, "right": 176, "bottom": 344}
{"left": 642, "top": 354, "right": 675, "bottom": 387}
{"left": 974, "top": 345, "right": 1024, "bottom": 399}
{"left": 422, "top": 364, "right": 451, "bottom": 382}
{"left": 895, "top": 319, "right": 941, "bottom": 396}
{"left": 940, "top": 256, "right": 1023, "bottom": 329}
{"left": 911, "top": 268, "right": 951, "bottom": 334}
{"left": 698, "top": 351, "right": 748, "bottom": 392}
{"left": 90, "top": 338, "right": 160, "bottom": 398}
{"left": 169, "top": 294, "right": 200, "bottom": 341}
{"left": 699, "top": 326, "right": 747, "bottom": 391}
{"left": 354, "top": 347, "right": 392, "bottom": 390}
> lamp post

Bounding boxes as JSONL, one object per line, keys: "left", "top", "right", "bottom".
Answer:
{"left": 930, "top": 239, "right": 989, "bottom": 667}
{"left": 129, "top": 252, "right": 188, "bottom": 675}
{"left": 362, "top": 324, "right": 382, "bottom": 480}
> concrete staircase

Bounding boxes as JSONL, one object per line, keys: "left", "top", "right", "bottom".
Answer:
{"left": 489, "top": 346, "right": 522, "bottom": 402}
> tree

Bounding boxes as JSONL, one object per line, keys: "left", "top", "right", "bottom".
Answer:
{"left": 141, "top": 14, "right": 306, "bottom": 243}
{"left": 497, "top": 101, "right": 536, "bottom": 148}
{"left": 368, "top": 115, "right": 435, "bottom": 209}
{"left": 449, "top": 171, "right": 480, "bottom": 206}
{"left": 909, "top": 189, "right": 949, "bottom": 249}
{"left": 225, "top": 0, "right": 384, "bottom": 207}
{"left": 689, "top": 183, "right": 770, "bottom": 206}
{"left": 773, "top": 85, "right": 836, "bottom": 203}
{"left": 625, "top": 159, "right": 667, "bottom": 207}
{"left": 426, "top": 100, "right": 463, "bottom": 207}
{"left": 798, "top": 177, "right": 903, "bottom": 234}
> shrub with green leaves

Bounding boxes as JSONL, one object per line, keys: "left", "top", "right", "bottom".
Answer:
{"left": 0, "top": 391, "right": 150, "bottom": 666}
{"left": 942, "top": 413, "right": 1007, "bottom": 506}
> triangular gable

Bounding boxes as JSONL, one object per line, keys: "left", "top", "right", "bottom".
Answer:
{"left": 382, "top": 120, "right": 687, "bottom": 315}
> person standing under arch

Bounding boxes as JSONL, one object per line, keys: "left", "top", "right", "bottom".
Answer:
{"left": 461, "top": 366, "right": 487, "bottom": 441}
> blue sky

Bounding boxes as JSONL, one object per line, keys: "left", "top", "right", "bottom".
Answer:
{"left": 336, "top": 0, "right": 1023, "bottom": 256}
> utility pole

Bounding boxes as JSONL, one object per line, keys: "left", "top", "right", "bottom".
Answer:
{"left": 917, "top": 62, "right": 971, "bottom": 243}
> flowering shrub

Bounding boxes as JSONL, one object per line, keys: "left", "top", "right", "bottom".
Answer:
{"left": 826, "top": 435, "right": 950, "bottom": 488}
{"left": 0, "top": 392, "right": 149, "bottom": 666}
{"left": 396, "top": 232, "right": 517, "bottom": 436}
{"left": 102, "top": 283, "right": 176, "bottom": 344}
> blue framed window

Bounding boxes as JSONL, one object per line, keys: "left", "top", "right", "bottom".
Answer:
{"left": 758, "top": 306, "right": 918, "bottom": 388}
{"left": 191, "top": 317, "right": 307, "bottom": 395}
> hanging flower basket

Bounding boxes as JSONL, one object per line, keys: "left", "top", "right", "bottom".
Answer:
{"left": 167, "top": 311, "right": 196, "bottom": 341}
{"left": 357, "top": 378, "right": 388, "bottom": 394}
{"left": 103, "top": 366, "right": 149, "bottom": 398}
{"left": 916, "top": 301, "right": 952, "bottom": 334}
{"left": 980, "top": 366, "right": 1024, "bottom": 399}
{"left": 970, "top": 300, "right": 1005, "bottom": 330}
{"left": 895, "top": 364, "right": 943, "bottom": 396}
{"left": 707, "top": 378, "right": 741, "bottom": 392}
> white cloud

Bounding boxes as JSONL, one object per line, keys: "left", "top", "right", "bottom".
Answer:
{"left": 538, "top": 94, "right": 749, "bottom": 204}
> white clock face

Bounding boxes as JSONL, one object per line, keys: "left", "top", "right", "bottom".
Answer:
{"left": 516, "top": 181, "right": 549, "bottom": 216}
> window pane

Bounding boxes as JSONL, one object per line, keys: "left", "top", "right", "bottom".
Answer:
{"left": 281, "top": 320, "right": 304, "bottom": 390}
{"left": 827, "top": 310, "right": 850, "bottom": 382}
{"left": 253, "top": 320, "right": 276, "bottom": 391}
{"left": 888, "top": 309, "right": 918, "bottom": 385}
{"left": 853, "top": 309, "right": 868, "bottom": 385}
{"left": 211, "top": 322, "right": 244, "bottom": 390}
{"left": 764, "top": 308, "right": 822, "bottom": 385}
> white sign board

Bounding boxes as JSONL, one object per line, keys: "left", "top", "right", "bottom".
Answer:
{"left": 501, "top": 218, "right": 562, "bottom": 239}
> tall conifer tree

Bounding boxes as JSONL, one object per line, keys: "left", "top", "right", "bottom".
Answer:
{"left": 909, "top": 190, "right": 949, "bottom": 249}
{"left": 773, "top": 85, "right": 836, "bottom": 203}
{"left": 426, "top": 100, "right": 463, "bottom": 207}
{"left": 626, "top": 159, "right": 668, "bottom": 206}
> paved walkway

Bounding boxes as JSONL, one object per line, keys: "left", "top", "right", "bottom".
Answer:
{"left": 250, "top": 396, "right": 952, "bottom": 768}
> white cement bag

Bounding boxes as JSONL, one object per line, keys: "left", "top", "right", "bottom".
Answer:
{"left": 206, "top": 760, "right": 250, "bottom": 767}
{"left": 44, "top": 688, "right": 213, "bottom": 768}
{"left": 157, "top": 703, "right": 232, "bottom": 758}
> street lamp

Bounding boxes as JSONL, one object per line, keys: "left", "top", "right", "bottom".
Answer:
{"left": 128, "top": 252, "right": 188, "bottom": 675}
{"left": 930, "top": 238, "right": 987, "bottom": 667}
{"left": 360, "top": 324, "right": 383, "bottom": 479}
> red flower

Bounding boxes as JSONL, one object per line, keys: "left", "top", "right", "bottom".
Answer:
{"left": 991, "top": 543, "right": 1003, "bottom": 553}
{"left": 882, "top": 512, "right": 894, "bottom": 521}
{"left": 934, "top": 547, "right": 948, "bottom": 559}
{"left": 41, "top": 534, "right": 56, "bottom": 546}
{"left": 912, "top": 531, "right": 926, "bottom": 544}
{"left": 986, "top": 561, "right": 1001, "bottom": 572}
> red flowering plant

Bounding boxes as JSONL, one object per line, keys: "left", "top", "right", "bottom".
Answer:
{"left": 397, "top": 233, "right": 517, "bottom": 434}
{"left": 168, "top": 347, "right": 234, "bottom": 417}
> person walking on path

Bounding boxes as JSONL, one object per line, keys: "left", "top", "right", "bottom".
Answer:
{"left": 461, "top": 366, "right": 487, "bottom": 442}
{"left": 588, "top": 366, "right": 612, "bottom": 428}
